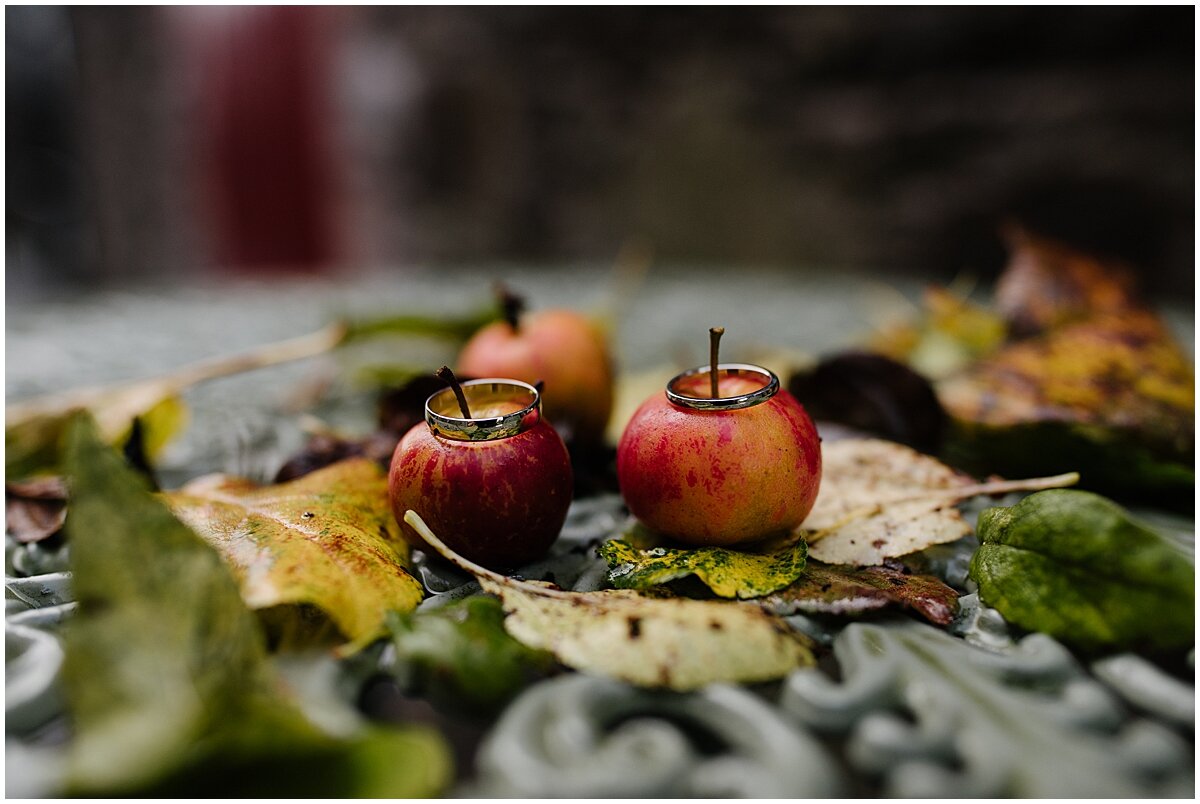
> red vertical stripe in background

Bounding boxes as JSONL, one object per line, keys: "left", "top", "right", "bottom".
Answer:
{"left": 194, "top": 6, "right": 340, "bottom": 273}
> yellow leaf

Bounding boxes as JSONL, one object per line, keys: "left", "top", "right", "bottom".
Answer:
{"left": 167, "top": 459, "right": 423, "bottom": 651}
{"left": 405, "top": 510, "right": 813, "bottom": 691}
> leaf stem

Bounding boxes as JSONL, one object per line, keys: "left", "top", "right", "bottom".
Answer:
{"left": 404, "top": 510, "right": 576, "bottom": 599}
{"left": 803, "top": 472, "right": 1081, "bottom": 542}
{"left": 6, "top": 322, "right": 349, "bottom": 425}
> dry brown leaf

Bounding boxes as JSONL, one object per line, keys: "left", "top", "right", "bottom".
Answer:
{"left": 801, "top": 439, "right": 1077, "bottom": 566}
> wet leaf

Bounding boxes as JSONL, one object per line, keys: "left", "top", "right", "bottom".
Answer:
{"left": 166, "top": 459, "right": 423, "bottom": 651}
{"left": 62, "top": 414, "right": 450, "bottom": 797}
{"left": 405, "top": 510, "right": 814, "bottom": 691}
{"left": 802, "top": 438, "right": 1077, "bottom": 566}
{"left": 761, "top": 561, "right": 959, "bottom": 625}
{"left": 598, "top": 536, "right": 807, "bottom": 599}
{"left": 386, "top": 595, "right": 555, "bottom": 714}
{"left": 939, "top": 310, "right": 1194, "bottom": 504}
{"left": 970, "top": 489, "right": 1194, "bottom": 652}
{"left": 6, "top": 476, "right": 68, "bottom": 543}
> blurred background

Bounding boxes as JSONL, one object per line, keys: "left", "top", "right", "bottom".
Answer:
{"left": 6, "top": 6, "right": 1195, "bottom": 301}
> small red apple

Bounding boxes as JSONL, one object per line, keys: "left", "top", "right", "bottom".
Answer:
{"left": 389, "top": 369, "right": 573, "bottom": 568}
{"left": 457, "top": 286, "right": 614, "bottom": 445}
{"left": 616, "top": 328, "right": 822, "bottom": 546}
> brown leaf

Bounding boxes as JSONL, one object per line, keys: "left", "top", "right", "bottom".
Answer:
{"left": 6, "top": 477, "right": 68, "bottom": 543}
{"left": 801, "top": 438, "right": 1078, "bottom": 566}
{"left": 938, "top": 310, "right": 1193, "bottom": 453}
{"left": 761, "top": 561, "right": 959, "bottom": 625}
{"left": 993, "top": 227, "right": 1142, "bottom": 337}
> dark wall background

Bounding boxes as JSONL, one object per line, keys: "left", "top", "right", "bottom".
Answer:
{"left": 6, "top": 7, "right": 1194, "bottom": 297}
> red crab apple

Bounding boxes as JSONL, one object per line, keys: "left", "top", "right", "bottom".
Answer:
{"left": 389, "top": 368, "right": 573, "bottom": 568}
{"left": 616, "top": 328, "right": 822, "bottom": 546}
{"left": 457, "top": 286, "right": 614, "bottom": 445}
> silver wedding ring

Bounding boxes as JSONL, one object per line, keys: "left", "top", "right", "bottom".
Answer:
{"left": 665, "top": 363, "right": 780, "bottom": 411}
{"left": 425, "top": 378, "right": 542, "bottom": 441}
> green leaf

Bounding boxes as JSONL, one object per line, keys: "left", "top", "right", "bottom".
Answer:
{"left": 61, "top": 414, "right": 451, "bottom": 797}
{"left": 761, "top": 562, "right": 959, "bottom": 625}
{"left": 969, "top": 489, "right": 1194, "bottom": 652}
{"left": 386, "top": 596, "right": 555, "bottom": 714}
{"left": 406, "top": 510, "right": 814, "bottom": 691}
{"left": 598, "top": 536, "right": 807, "bottom": 599}
{"left": 341, "top": 304, "right": 500, "bottom": 344}
{"left": 165, "top": 459, "right": 424, "bottom": 652}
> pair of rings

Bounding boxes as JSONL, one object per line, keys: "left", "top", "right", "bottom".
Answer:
{"left": 425, "top": 364, "right": 780, "bottom": 442}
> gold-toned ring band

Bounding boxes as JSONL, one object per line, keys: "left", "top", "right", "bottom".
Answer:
{"left": 425, "top": 378, "right": 541, "bottom": 441}
{"left": 665, "top": 363, "right": 780, "bottom": 411}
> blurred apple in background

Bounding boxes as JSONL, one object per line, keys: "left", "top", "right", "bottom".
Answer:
{"left": 457, "top": 285, "right": 615, "bottom": 447}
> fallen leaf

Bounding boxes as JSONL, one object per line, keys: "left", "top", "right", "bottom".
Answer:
{"left": 598, "top": 536, "right": 807, "bottom": 599}
{"left": 970, "top": 489, "right": 1194, "bottom": 652}
{"left": 166, "top": 458, "right": 423, "bottom": 651}
{"left": 6, "top": 477, "right": 68, "bottom": 543}
{"left": 788, "top": 351, "right": 947, "bottom": 453}
{"left": 6, "top": 323, "right": 345, "bottom": 480}
{"left": 405, "top": 510, "right": 814, "bottom": 691}
{"left": 992, "top": 227, "right": 1142, "bottom": 337}
{"left": 62, "top": 414, "right": 451, "bottom": 797}
{"left": 802, "top": 438, "right": 1078, "bottom": 566}
{"left": 386, "top": 595, "right": 555, "bottom": 714}
{"left": 939, "top": 310, "right": 1194, "bottom": 505}
{"left": 870, "top": 286, "right": 1008, "bottom": 380}
{"left": 761, "top": 561, "right": 959, "bottom": 625}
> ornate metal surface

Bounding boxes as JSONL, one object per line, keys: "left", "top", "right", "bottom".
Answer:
{"left": 5, "top": 278, "right": 1194, "bottom": 797}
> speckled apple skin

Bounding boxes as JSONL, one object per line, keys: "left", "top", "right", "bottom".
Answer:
{"left": 389, "top": 419, "right": 573, "bottom": 568}
{"left": 457, "top": 310, "right": 614, "bottom": 444}
{"left": 616, "top": 380, "right": 822, "bottom": 546}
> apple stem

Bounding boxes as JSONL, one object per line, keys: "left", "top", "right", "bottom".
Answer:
{"left": 709, "top": 327, "right": 725, "bottom": 398}
{"left": 436, "top": 366, "right": 473, "bottom": 418}
{"left": 495, "top": 282, "right": 526, "bottom": 332}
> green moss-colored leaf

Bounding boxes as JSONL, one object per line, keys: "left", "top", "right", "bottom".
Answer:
{"left": 762, "top": 562, "right": 959, "bottom": 625}
{"left": 387, "top": 595, "right": 554, "bottom": 714}
{"left": 165, "top": 459, "right": 424, "bottom": 651}
{"left": 599, "top": 536, "right": 807, "bottom": 599}
{"left": 61, "top": 414, "right": 451, "bottom": 797}
{"left": 969, "top": 489, "right": 1194, "bottom": 652}
{"left": 943, "top": 418, "right": 1194, "bottom": 510}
